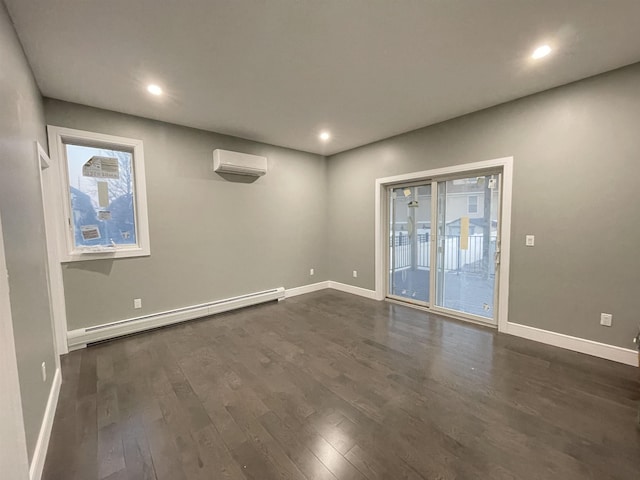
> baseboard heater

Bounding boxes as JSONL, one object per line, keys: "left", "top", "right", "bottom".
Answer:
{"left": 67, "top": 287, "right": 285, "bottom": 350}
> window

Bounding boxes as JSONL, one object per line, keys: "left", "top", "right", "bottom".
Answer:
{"left": 467, "top": 195, "right": 479, "bottom": 214}
{"left": 47, "top": 126, "right": 150, "bottom": 261}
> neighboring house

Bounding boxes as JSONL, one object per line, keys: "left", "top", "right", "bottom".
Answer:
{"left": 392, "top": 176, "right": 500, "bottom": 236}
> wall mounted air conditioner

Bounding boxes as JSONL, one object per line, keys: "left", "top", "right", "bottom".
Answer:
{"left": 213, "top": 149, "right": 267, "bottom": 176}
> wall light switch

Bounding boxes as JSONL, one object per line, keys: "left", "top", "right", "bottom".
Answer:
{"left": 353, "top": 270, "right": 358, "bottom": 278}
{"left": 310, "top": 268, "right": 314, "bottom": 276}
{"left": 41, "top": 362, "right": 47, "bottom": 382}
{"left": 134, "top": 298, "right": 142, "bottom": 309}
{"left": 525, "top": 235, "right": 535, "bottom": 247}
{"left": 600, "top": 313, "right": 612, "bottom": 327}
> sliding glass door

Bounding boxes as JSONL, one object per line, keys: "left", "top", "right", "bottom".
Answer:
{"left": 388, "top": 184, "right": 432, "bottom": 304}
{"left": 387, "top": 173, "right": 501, "bottom": 325}
{"left": 434, "top": 174, "right": 501, "bottom": 323}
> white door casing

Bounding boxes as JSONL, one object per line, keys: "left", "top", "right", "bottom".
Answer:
{"left": 37, "top": 142, "right": 68, "bottom": 355}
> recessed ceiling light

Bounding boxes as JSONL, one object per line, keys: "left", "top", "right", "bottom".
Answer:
{"left": 147, "top": 84, "right": 163, "bottom": 96}
{"left": 319, "top": 131, "right": 331, "bottom": 141}
{"left": 531, "top": 45, "right": 552, "bottom": 59}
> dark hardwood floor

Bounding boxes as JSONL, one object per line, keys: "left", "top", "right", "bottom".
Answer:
{"left": 43, "top": 290, "right": 640, "bottom": 480}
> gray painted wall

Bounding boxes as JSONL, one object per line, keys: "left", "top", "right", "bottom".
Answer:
{"left": 327, "top": 63, "right": 640, "bottom": 349}
{"left": 44, "top": 99, "right": 328, "bottom": 330}
{"left": 0, "top": 2, "right": 56, "bottom": 461}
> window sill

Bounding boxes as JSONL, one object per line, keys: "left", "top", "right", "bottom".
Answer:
{"left": 61, "top": 246, "right": 150, "bottom": 263}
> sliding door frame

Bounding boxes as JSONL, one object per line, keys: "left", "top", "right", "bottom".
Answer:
{"left": 375, "top": 157, "right": 513, "bottom": 333}
{"left": 386, "top": 181, "right": 432, "bottom": 307}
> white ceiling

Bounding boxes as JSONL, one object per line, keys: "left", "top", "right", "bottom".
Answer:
{"left": 6, "top": 0, "right": 640, "bottom": 155}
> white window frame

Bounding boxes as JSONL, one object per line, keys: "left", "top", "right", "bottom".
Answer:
{"left": 467, "top": 194, "right": 479, "bottom": 214}
{"left": 47, "top": 126, "right": 151, "bottom": 262}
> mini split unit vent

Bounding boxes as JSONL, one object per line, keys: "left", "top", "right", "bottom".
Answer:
{"left": 213, "top": 149, "right": 267, "bottom": 176}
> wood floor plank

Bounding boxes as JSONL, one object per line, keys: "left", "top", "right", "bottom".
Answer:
{"left": 97, "top": 422, "right": 125, "bottom": 479}
{"left": 121, "top": 425, "right": 156, "bottom": 480}
{"left": 144, "top": 417, "right": 188, "bottom": 480}
{"left": 344, "top": 443, "right": 423, "bottom": 480}
{"left": 42, "top": 290, "right": 640, "bottom": 480}
{"left": 192, "top": 424, "right": 247, "bottom": 480}
{"left": 259, "top": 411, "right": 338, "bottom": 480}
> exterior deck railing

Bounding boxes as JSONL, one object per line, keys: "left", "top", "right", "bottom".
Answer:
{"left": 391, "top": 232, "right": 497, "bottom": 274}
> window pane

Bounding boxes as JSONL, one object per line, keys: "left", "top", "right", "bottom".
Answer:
{"left": 65, "top": 144, "right": 136, "bottom": 248}
{"left": 468, "top": 195, "right": 478, "bottom": 214}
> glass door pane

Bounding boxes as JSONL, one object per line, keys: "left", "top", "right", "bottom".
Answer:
{"left": 389, "top": 184, "right": 432, "bottom": 303}
{"left": 435, "top": 174, "right": 500, "bottom": 321}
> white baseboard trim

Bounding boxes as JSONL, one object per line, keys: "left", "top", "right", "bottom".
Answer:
{"left": 285, "top": 280, "right": 379, "bottom": 300}
{"left": 328, "top": 281, "right": 378, "bottom": 300}
{"left": 285, "top": 281, "right": 330, "bottom": 298}
{"left": 506, "top": 322, "right": 638, "bottom": 367}
{"left": 67, "top": 287, "right": 285, "bottom": 349}
{"left": 29, "top": 367, "right": 61, "bottom": 480}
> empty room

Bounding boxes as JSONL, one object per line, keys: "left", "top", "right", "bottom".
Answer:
{"left": 2, "top": 1, "right": 640, "bottom": 479}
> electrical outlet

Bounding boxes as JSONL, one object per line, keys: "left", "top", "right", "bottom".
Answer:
{"left": 353, "top": 270, "right": 358, "bottom": 278}
{"left": 310, "top": 268, "right": 314, "bottom": 276}
{"left": 41, "top": 362, "right": 47, "bottom": 382}
{"left": 600, "top": 313, "right": 612, "bottom": 327}
{"left": 134, "top": 298, "right": 142, "bottom": 309}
